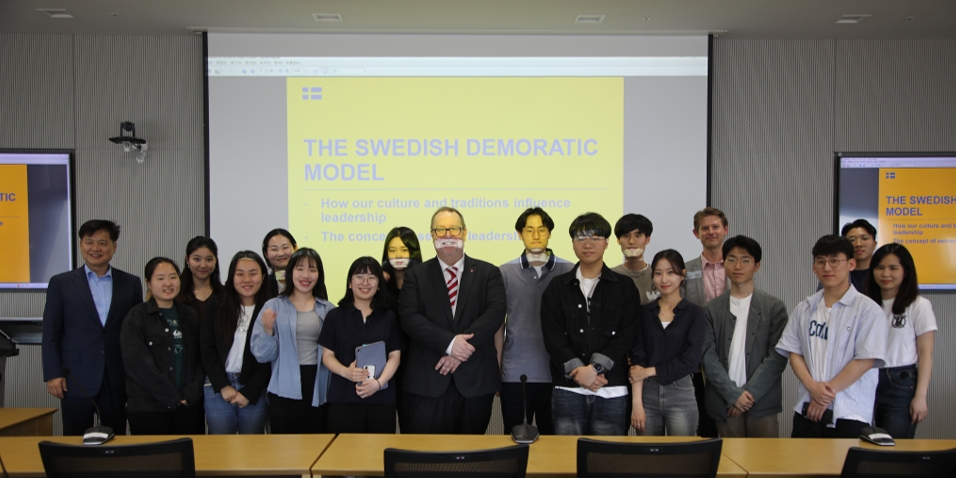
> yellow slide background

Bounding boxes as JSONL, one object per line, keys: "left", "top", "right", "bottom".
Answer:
{"left": 878, "top": 168, "right": 956, "bottom": 286}
{"left": 0, "top": 164, "right": 31, "bottom": 283}
{"left": 288, "top": 77, "right": 623, "bottom": 300}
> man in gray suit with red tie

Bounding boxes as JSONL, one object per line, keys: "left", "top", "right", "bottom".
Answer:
{"left": 42, "top": 220, "right": 143, "bottom": 435}
{"left": 399, "top": 207, "right": 506, "bottom": 434}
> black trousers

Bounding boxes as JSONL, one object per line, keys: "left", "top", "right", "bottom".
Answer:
{"left": 694, "top": 370, "right": 719, "bottom": 437}
{"left": 128, "top": 405, "right": 202, "bottom": 435}
{"left": 268, "top": 365, "right": 328, "bottom": 434}
{"left": 791, "top": 412, "right": 869, "bottom": 438}
{"left": 404, "top": 383, "right": 495, "bottom": 434}
{"left": 61, "top": 370, "right": 126, "bottom": 436}
{"left": 500, "top": 382, "right": 554, "bottom": 435}
{"left": 328, "top": 403, "right": 397, "bottom": 434}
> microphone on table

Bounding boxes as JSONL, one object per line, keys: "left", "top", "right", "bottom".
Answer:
{"left": 62, "top": 367, "right": 114, "bottom": 446}
{"left": 510, "top": 374, "right": 539, "bottom": 444}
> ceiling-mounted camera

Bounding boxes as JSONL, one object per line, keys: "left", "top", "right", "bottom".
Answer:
{"left": 108, "top": 121, "right": 148, "bottom": 163}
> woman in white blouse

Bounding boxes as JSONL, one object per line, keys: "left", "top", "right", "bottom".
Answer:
{"left": 199, "top": 251, "right": 274, "bottom": 434}
{"left": 864, "top": 243, "right": 937, "bottom": 439}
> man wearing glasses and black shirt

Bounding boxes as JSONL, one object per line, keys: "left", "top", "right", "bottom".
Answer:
{"left": 540, "top": 212, "right": 641, "bottom": 435}
{"left": 398, "top": 207, "right": 507, "bottom": 434}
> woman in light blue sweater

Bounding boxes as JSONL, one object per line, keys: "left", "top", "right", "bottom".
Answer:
{"left": 250, "top": 248, "right": 332, "bottom": 433}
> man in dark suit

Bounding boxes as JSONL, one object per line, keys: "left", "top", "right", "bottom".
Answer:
{"left": 42, "top": 220, "right": 143, "bottom": 435}
{"left": 399, "top": 207, "right": 506, "bottom": 434}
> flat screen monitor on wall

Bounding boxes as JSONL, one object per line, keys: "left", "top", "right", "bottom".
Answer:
{"left": 836, "top": 152, "right": 956, "bottom": 290}
{"left": 0, "top": 151, "right": 74, "bottom": 289}
{"left": 206, "top": 33, "right": 710, "bottom": 300}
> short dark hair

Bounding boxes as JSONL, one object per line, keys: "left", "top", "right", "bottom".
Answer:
{"left": 514, "top": 208, "right": 555, "bottom": 233}
{"left": 812, "top": 235, "right": 854, "bottom": 260}
{"left": 841, "top": 219, "right": 877, "bottom": 240}
{"left": 865, "top": 244, "right": 919, "bottom": 314}
{"left": 381, "top": 226, "right": 423, "bottom": 278}
{"left": 614, "top": 214, "right": 653, "bottom": 239}
{"left": 568, "top": 212, "right": 611, "bottom": 239}
{"left": 722, "top": 235, "right": 762, "bottom": 263}
{"left": 339, "top": 256, "right": 389, "bottom": 311}
{"left": 693, "top": 207, "right": 728, "bottom": 231}
{"left": 78, "top": 219, "right": 120, "bottom": 241}
{"left": 261, "top": 228, "right": 297, "bottom": 269}
{"left": 279, "top": 248, "right": 328, "bottom": 300}
{"left": 651, "top": 249, "right": 687, "bottom": 278}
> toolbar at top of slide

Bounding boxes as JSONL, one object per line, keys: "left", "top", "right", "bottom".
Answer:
{"left": 207, "top": 56, "right": 708, "bottom": 77}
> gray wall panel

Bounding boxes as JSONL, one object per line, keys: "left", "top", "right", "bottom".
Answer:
{"left": 0, "top": 34, "right": 75, "bottom": 149}
{"left": 0, "top": 34, "right": 203, "bottom": 434}
{"left": 713, "top": 38, "right": 956, "bottom": 439}
{"left": 835, "top": 40, "right": 956, "bottom": 152}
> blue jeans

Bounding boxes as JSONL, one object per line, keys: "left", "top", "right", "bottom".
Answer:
{"left": 203, "top": 374, "right": 269, "bottom": 434}
{"left": 552, "top": 388, "right": 628, "bottom": 436}
{"left": 874, "top": 365, "right": 918, "bottom": 439}
{"left": 642, "top": 375, "right": 698, "bottom": 436}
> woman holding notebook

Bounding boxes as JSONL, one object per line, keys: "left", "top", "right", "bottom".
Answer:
{"left": 319, "top": 256, "right": 403, "bottom": 433}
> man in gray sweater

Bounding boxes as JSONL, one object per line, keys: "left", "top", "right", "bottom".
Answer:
{"left": 495, "top": 207, "right": 574, "bottom": 434}
{"left": 701, "top": 235, "right": 789, "bottom": 437}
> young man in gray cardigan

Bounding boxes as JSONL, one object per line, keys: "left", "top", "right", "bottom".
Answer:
{"left": 701, "top": 235, "right": 789, "bottom": 437}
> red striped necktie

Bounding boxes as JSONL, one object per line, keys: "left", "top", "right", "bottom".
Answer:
{"left": 446, "top": 266, "right": 459, "bottom": 308}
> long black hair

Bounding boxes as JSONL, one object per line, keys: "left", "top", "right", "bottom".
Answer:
{"left": 279, "top": 248, "right": 329, "bottom": 300}
{"left": 179, "top": 236, "right": 224, "bottom": 303}
{"left": 217, "top": 251, "right": 273, "bottom": 341}
{"left": 865, "top": 243, "right": 919, "bottom": 315}
{"left": 338, "top": 256, "right": 389, "bottom": 311}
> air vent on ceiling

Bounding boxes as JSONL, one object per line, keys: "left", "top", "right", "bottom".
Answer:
{"left": 574, "top": 15, "right": 606, "bottom": 24}
{"left": 36, "top": 8, "right": 73, "bottom": 19}
{"left": 312, "top": 13, "right": 344, "bottom": 22}
{"left": 836, "top": 14, "right": 871, "bottom": 24}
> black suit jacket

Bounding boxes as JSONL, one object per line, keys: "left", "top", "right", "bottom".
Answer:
{"left": 199, "top": 295, "right": 271, "bottom": 405}
{"left": 42, "top": 266, "right": 143, "bottom": 399}
{"left": 398, "top": 255, "right": 506, "bottom": 398}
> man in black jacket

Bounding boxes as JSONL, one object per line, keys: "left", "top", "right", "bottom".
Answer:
{"left": 541, "top": 212, "right": 641, "bottom": 435}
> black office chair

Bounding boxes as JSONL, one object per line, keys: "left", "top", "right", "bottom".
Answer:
{"left": 38, "top": 438, "right": 196, "bottom": 478}
{"left": 577, "top": 437, "right": 722, "bottom": 478}
{"left": 840, "top": 446, "right": 956, "bottom": 478}
{"left": 384, "top": 443, "right": 529, "bottom": 478}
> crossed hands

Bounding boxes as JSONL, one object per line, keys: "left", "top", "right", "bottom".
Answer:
{"left": 570, "top": 365, "right": 607, "bottom": 392}
{"left": 727, "top": 390, "right": 755, "bottom": 418}
{"left": 804, "top": 381, "right": 836, "bottom": 422}
{"left": 219, "top": 386, "right": 250, "bottom": 408}
{"left": 436, "top": 334, "right": 476, "bottom": 375}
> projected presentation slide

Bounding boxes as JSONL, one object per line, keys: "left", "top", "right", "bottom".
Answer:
{"left": 0, "top": 152, "right": 73, "bottom": 289}
{"left": 208, "top": 34, "right": 708, "bottom": 300}
{"left": 838, "top": 156, "right": 956, "bottom": 289}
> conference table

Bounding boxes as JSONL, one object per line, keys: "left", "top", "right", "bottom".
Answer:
{"left": 0, "top": 434, "right": 335, "bottom": 477}
{"left": 0, "top": 408, "right": 57, "bottom": 436}
{"left": 311, "top": 434, "right": 748, "bottom": 477}
{"left": 2, "top": 432, "right": 956, "bottom": 477}
{"left": 720, "top": 437, "right": 956, "bottom": 478}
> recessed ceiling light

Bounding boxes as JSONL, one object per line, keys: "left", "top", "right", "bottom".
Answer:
{"left": 574, "top": 15, "right": 606, "bottom": 24}
{"left": 312, "top": 13, "right": 343, "bottom": 22}
{"left": 836, "top": 14, "right": 871, "bottom": 24}
{"left": 36, "top": 8, "right": 73, "bottom": 19}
